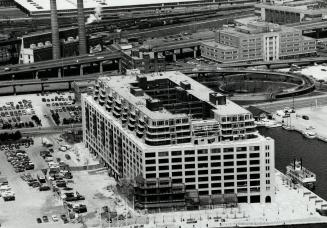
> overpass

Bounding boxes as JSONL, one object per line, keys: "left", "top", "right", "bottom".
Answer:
{"left": 287, "top": 20, "right": 327, "bottom": 38}
{"left": 182, "top": 68, "right": 315, "bottom": 99}
{"left": 0, "top": 68, "right": 316, "bottom": 99}
{"left": 0, "top": 51, "right": 122, "bottom": 79}
{"left": 218, "top": 56, "right": 327, "bottom": 68}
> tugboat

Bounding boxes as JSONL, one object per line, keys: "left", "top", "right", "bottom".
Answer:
{"left": 286, "top": 159, "right": 316, "bottom": 190}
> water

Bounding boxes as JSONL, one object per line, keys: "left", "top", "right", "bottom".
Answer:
{"left": 259, "top": 127, "right": 327, "bottom": 200}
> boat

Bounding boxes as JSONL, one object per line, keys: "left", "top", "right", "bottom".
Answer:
{"left": 258, "top": 119, "right": 282, "bottom": 128}
{"left": 303, "top": 131, "right": 316, "bottom": 139}
{"left": 286, "top": 159, "right": 316, "bottom": 190}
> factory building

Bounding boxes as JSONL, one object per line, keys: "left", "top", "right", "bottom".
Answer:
{"left": 200, "top": 18, "right": 316, "bottom": 63}
{"left": 82, "top": 71, "right": 275, "bottom": 211}
{"left": 18, "top": 27, "right": 103, "bottom": 64}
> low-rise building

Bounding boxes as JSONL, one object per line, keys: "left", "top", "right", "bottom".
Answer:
{"left": 200, "top": 19, "right": 316, "bottom": 63}
{"left": 256, "top": 0, "right": 327, "bottom": 24}
{"left": 121, "top": 47, "right": 166, "bottom": 73}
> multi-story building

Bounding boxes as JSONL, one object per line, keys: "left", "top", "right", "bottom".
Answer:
{"left": 200, "top": 19, "right": 316, "bottom": 63}
{"left": 121, "top": 48, "right": 166, "bottom": 74}
{"left": 19, "top": 27, "right": 103, "bottom": 64}
{"left": 256, "top": 0, "right": 327, "bottom": 24}
{"left": 82, "top": 71, "right": 275, "bottom": 210}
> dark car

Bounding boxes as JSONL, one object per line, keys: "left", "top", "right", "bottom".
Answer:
{"left": 39, "top": 185, "right": 51, "bottom": 191}
{"left": 60, "top": 214, "right": 69, "bottom": 223}
{"left": 36, "top": 218, "right": 42, "bottom": 223}
{"left": 42, "top": 216, "right": 49, "bottom": 223}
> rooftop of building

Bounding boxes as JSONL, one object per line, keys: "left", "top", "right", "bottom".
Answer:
{"left": 95, "top": 71, "right": 250, "bottom": 120}
{"left": 256, "top": 0, "right": 327, "bottom": 15}
{"left": 201, "top": 40, "right": 237, "bottom": 50}
{"left": 14, "top": 0, "right": 200, "bottom": 12}
{"left": 220, "top": 18, "right": 299, "bottom": 36}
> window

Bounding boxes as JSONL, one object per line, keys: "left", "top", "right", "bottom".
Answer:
{"left": 237, "top": 147, "right": 247, "bottom": 152}
{"left": 237, "top": 154, "right": 246, "bottom": 159}
{"left": 198, "top": 156, "right": 208, "bottom": 161}
{"left": 225, "top": 182, "right": 234, "bottom": 187}
{"left": 250, "top": 160, "right": 259, "bottom": 165}
{"left": 185, "top": 164, "right": 195, "bottom": 169}
{"left": 172, "top": 158, "right": 182, "bottom": 163}
{"left": 185, "top": 170, "right": 195, "bottom": 175}
{"left": 224, "top": 154, "right": 234, "bottom": 160}
{"left": 172, "top": 151, "right": 182, "bottom": 156}
{"left": 198, "top": 177, "right": 208, "bottom": 182}
{"left": 185, "top": 157, "right": 195, "bottom": 162}
{"left": 250, "top": 153, "right": 260, "bottom": 158}
{"left": 237, "top": 167, "right": 247, "bottom": 172}
{"left": 198, "top": 170, "right": 208, "bottom": 175}
{"left": 146, "top": 166, "right": 156, "bottom": 171}
{"left": 159, "top": 166, "right": 169, "bottom": 171}
{"left": 158, "top": 151, "right": 168, "bottom": 157}
{"left": 250, "top": 173, "right": 260, "bottom": 179}
{"left": 146, "top": 159, "right": 156, "bottom": 165}
{"left": 185, "top": 150, "right": 194, "bottom": 155}
{"left": 211, "top": 169, "right": 221, "bottom": 174}
{"left": 172, "top": 172, "right": 182, "bottom": 177}
{"left": 224, "top": 175, "right": 234, "bottom": 180}
{"left": 159, "top": 159, "right": 169, "bottom": 164}
{"left": 224, "top": 161, "right": 234, "bottom": 166}
{"left": 198, "top": 163, "right": 208, "bottom": 168}
{"left": 223, "top": 148, "right": 234, "bottom": 153}
{"left": 211, "top": 148, "right": 221, "bottom": 154}
{"left": 145, "top": 152, "right": 155, "bottom": 158}
{"left": 211, "top": 183, "right": 221, "bottom": 188}
{"left": 198, "top": 149, "right": 208, "bottom": 154}
{"left": 172, "top": 165, "right": 182, "bottom": 170}
{"left": 186, "top": 178, "right": 195, "bottom": 182}
{"left": 211, "top": 162, "right": 221, "bottom": 167}
{"left": 211, "top": 155, "right": 221, "bottom": 160}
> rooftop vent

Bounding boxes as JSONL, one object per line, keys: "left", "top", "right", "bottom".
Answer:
{"left": 209, "top": 93, "right": 226, "bottom": 105}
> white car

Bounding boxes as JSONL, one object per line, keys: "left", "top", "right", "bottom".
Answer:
{"left": 51, "top": 215, "right": 59, "bottom": 222}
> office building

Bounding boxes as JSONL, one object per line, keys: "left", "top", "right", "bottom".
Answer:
{"left": 200, "top": 19, "right": 316, "bottom": 63}
{"left": 82, "top": 71, "right": 275, "bottom": 210}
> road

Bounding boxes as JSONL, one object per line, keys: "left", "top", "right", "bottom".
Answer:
{"left": 0, "top": 124, "right": 82, "bottom": 136}
{"left": 252, "top": 94, "right": 327, "bottom": 113}
{"left": 0, "top": 51, "right": 121, "bottom": 78}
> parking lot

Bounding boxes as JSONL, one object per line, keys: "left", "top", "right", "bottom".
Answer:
{"left": 0, "top": 136, "right": 74, "bottom": 228}
{"left": 42, "top": 93, "right": 82, "bottom": 126}
{"left": 0, "top": 134, "right": 134, "bottom": 228}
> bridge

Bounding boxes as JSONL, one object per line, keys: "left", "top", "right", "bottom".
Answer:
{"left": 0, "top": 68, "right": 316, "bottom": 100}
{"left": 0, "top": 51, "right": 122, "bottom": 79}
{"left": 287, "top": 19, "right": 327, "bottom": 38}
{"left": 182, "top": 68, "right": 316, "bottom": 99}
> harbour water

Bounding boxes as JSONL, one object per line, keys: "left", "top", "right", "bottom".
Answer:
{"left": 259, "top": 127, "right": 327, "bottom": 200}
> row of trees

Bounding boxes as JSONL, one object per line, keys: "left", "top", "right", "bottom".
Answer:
{"left": 0, "top": 131, "right": 22, "bottom": 142}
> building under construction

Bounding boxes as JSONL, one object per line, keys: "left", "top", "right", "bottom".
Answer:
{"left": 82, "top": 71, "right": 275, "bottom": 211}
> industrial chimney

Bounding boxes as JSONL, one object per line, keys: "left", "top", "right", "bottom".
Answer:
{"left": 77, "top": 0, "right": 87, "bottom": 55}
{"left": 50, "top": 0, "right": 60, "bottom": 59}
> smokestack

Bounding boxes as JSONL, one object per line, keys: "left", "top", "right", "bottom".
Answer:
{"left": 77, "top": 0, "right": 87, "bottom": 55}
{"left": 50, "top": 0, "right": 60, "bottom": 59}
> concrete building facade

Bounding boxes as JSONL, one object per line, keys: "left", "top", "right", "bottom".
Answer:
{"left": 121, "top": 48, "right": 166, "bottom": 74}
{"left": 200, "top": 20, "right": 316, "bottom": 63}
{"left": 82, "top": 71, "right": 275, "bottom": 210}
